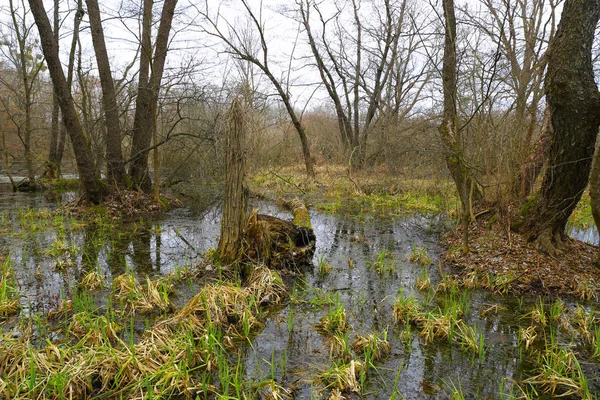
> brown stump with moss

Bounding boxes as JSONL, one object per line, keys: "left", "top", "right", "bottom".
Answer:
{"left": 244, "top": 210, "right": 316, "bottom": 270}
{"left": 217, "top": 99, "right": 248, "bottom": 265}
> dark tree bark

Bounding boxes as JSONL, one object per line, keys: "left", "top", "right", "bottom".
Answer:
{"left": 56, "top": 0, "right": 85, "bottom": 170}
{"left": 520, "top": 0, "right": 600, "bottom": 255}
{"left": 439, "top": 0, "right": 482, "bottom": 254}
{"left": 48, "top": 0, "right": 60, "bottom": 170}
{"left": 129, "top": 0, "right": 178, "bottom": 191}
{"left": 86, "top": 0, "right": 127, "bottom": 187}
{"left": 28, "top": 0, "right": 107, "bottom": 203}
{"left": 217, "top": 99, "right": 248, "bottom": 265}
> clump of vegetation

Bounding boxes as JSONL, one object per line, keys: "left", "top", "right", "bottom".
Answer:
{"left": 0, "top": 262, "right": 289, "bottom": 399}
{"left": 317, "top": 301, "right": 349, "bottom": 337}
{"left": 370, "top": 248, "right": 396, "bottom": 275}
{"left": 317, "top": 254, "right": 332, "bottom": 277}
{"left": 0, "top": 257, "right": 21, "bottom": 319}
{"left": 523, "top": 348, "right": 591, "bottom": 399}
{"left": 79, "top": 270, "right": 106, "bottom": 291}
{"left": 410, "top": 245, "right": 432, "bottom": 266}
{"left": 317, "top": 360, "right": 363, "bottom": 394}
{"left": 350, "top": 332, "right": 391, "bottom": 362}
{"left": 416, "top": 267, "right": 431, "bottom": 291}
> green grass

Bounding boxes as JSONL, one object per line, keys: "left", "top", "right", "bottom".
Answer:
{"left": 568, "top": 193, "right": 594, "bottom": 230}
{"left": 370, "top": 248, "right": 396, "bottom": 275}
{"left": 0, "top": 256, "right": 21, "bottom": 319}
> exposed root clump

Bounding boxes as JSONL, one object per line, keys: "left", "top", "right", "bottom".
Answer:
{"left": 243, "top": 209, "right": 316, "bottom": 270}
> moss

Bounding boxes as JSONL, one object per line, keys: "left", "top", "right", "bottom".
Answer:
{"left": 292, "top": 205, "right": 312, "bottom": 229}
{"left": 568, "top": 193, "right": 594, "bottom": 229}
{"left": 518, "top": 193, "right": 539, "bottom": 217}
{"left": 50, "top": 178, "right": 80, "bottom": 190}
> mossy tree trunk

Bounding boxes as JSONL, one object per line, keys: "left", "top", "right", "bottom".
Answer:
{"left": 439, "top": 0, "right": 482, "bottom": 255}
{"left": 217, "top": 99, "right": 248, "bottom": 265}
{"left": 519, "top": 0, "right": 600, "bottom": 255}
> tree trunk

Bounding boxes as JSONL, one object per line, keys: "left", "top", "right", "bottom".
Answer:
{"left": 0, "top": 124, "right": 17, "bottom": 191}
{"left": 520, "top": 0, "right": 600, "bottom": 255}
{"left": 48, "top": 0, "right": 60, "bottom": 171}
{"left": 129, "top": 0, "right": 178, "bottom": 191}
{"left": 217, "top": 99, "right": 248, "bottom": 265}
{"left": 9, "top": 0, "right": 37, "bottom": 188}
{"left": 28, "top": 0, "right": 107, "bottom": 203}
{"left": 589, "top": 140, "right": 600, "bottom": 265}
{"left": 439, "top": 0, "right": 481, "bottom": 255}
{"left": 86, "top": 0, "right": 126, "bottom": 187}
{"left": 129, "top": 0, "right": 153, "bottom": 191}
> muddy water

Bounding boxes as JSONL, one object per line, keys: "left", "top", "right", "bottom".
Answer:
{"left": 1, "top": 189, "right": 599, "bottom": 398}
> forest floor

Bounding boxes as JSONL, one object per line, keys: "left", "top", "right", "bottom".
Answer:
{"left": 249, "top": 164, "right": 600, "bottom": 299}
{"left": 443, "top": 209, "right": 599, "bottom": 298}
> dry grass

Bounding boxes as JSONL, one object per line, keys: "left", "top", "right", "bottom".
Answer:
{"left": 317, "top": 360, "right": 363, "bottom": 394}
{"left": 350, "top": 333, "right": 391, "bottom": 362}
{"left": 79, "top": 270, "right": 106, "bottom": 291}
{"left": 0, "top": 266, "right": 288, "bottom": 399}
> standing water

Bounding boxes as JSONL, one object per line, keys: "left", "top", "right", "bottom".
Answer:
{"left": 0, "top": 189, "right": 598, "bottom": 398}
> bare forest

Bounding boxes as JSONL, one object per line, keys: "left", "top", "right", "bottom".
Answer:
{"left": 1, "top": 0, "right": 600, "bottom": 398}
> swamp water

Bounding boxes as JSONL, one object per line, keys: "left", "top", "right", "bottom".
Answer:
{"left": 0, "top": 189, "right": 599, "bottom": 399}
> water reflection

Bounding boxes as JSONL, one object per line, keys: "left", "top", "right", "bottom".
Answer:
{"left": 569, "top": 224, "right": 599, "bottom": 245}
{"left": 2, "top": 190, "right": 599, "bottom": 397}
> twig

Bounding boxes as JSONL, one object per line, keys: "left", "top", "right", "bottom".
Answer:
{"left": 268, "top": 171, "right": 306, "bottom": 194}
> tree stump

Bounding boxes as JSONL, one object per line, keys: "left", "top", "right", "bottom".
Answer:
{"left": 244, "top": 210, "right": 316, "bottom": 270}
{"left": 217, "top": 99, "right": 248, "bottom": 265}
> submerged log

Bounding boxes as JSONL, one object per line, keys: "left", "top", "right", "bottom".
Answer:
{"left": 244, "top": 209, "right": 316, "bottom": 271}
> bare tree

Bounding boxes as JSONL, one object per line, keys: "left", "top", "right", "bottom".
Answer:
{"left": 85, "top": 0, "right": 127, "bottom": 187}
{"left": 440, "top": 0, "right": 482, "bottom": 254}
{"left": 28, "top": 0, "right": 107, "bottom": 203}
{"left": 47, "top": 0, "right": 60, "bottom": 177}
{"left": 0, "top": 0, "right": 46, "bottom": 188}
{"left": 464, "top": 0, "right": 560, "bottom": 199}
{"left": 297, "top": 0, "right": 431, "bottom": 168}
{"left": 128, "top": 0, "right": 179, "bottom": 191}
{"left": 196, "top": 0, "right": 315, "bottom": 178}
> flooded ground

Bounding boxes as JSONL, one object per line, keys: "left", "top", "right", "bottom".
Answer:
{"left": 0, "top": 189, "right": 599, "bottom": 399}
